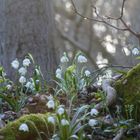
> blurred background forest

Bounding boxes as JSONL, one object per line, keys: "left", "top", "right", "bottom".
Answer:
{"left": 0, "top": 0, "right": 140, "bottom": 80}
{"left": 53, "top": 0, "right": 140, "bottom": 67}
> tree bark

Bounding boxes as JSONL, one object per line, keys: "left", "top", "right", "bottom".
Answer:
{"left": 0, "top": 0, "right": 58, "bottom": 81}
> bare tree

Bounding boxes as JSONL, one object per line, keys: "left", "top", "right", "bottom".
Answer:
{"left": 70, "top": 0, "right": 140, "bottom": 41}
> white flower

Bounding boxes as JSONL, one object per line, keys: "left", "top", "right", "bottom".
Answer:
{"left": 61, "top": 119, "right": 69, "bottom": 126}
{"left": 56, "top": 68, "right": 61, "bottom": 75}
{"left": 132, "top": 48, "right": 139, "bottom": 55}
{"left": 57, "top": 107, "right": 65, "bottom": 115}
{"left": 25, "top": 82, "right": 34, "bottom": 89}
{"left": 88, "top": 119, "right": 98, "bottom": 127}
{"left": 19, "top": 123, "right": 29, "bottom": 132}
{"left": 46, "top": 95, "right": 54, "bottom": 100}
{"left": 90, "top": 109, "right": 99, "bottom": 116}
{"left": 60, "top": 56, "right": 69, "bottom": 63}
{"left": 56, "top": 73, "right": 61, "bottom": 79}
{"left": 47, "top": 116, "right": 55, "bottom": 124}
{"left": 6, "top": 84, "right": 12, "bottom": 90}
{"left": 19, "top": 76, "right": 26, "bottom": 84}
{"left": 36, "top": 80, "right": 40, "bottom": 84}
{"left": 25, "top": 82, "right": 32, "bottom": 88}
{"left": 55, "top": 68, "right": 62, "bottom": 79}
{"left": 46, "top": 100, "right": 55, "bottom": 109}
{"left": 85, "top": 70, "right": 91, "bottom": 77}
{"left": 77, "top": 55, "right": 87, "bottom": 63}
{"left": 11, "top": 59, "right": 19, "bottom": 69}
{"left": 23, "top": 58, "right": 31, "bottom": 67}
{"left": 18, "top": 67, "right": 27, "bottom": 75}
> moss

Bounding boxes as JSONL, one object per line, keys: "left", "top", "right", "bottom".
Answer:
{"left": 115, "top": 63, "right": 140, "bottom": 121}
{"left": 0, "top": 113, "right": 54, "bottom": 140}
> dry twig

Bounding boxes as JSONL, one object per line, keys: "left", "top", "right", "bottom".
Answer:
{"left": 70, "top": 0, "right": 140, "bottom": 39}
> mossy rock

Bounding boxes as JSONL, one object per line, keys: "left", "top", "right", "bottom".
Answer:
{"left": 115, "top": 63, "right": 140, "bottom": 121}
{"left": 0, "top": 113, "right": 54, "bottom": 140}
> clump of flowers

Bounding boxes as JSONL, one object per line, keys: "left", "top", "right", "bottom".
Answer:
{"left": 0, "top": 54, "right": 44, "bottom": 112}
{"left": 46, "top": 104, "right": 90, "bottom": 140}
{"left": 55, "top": 52, "right": 92, "bottom": 99}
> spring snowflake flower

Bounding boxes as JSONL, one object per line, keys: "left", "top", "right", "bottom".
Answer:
{"left": 11, "top": 59, "right": 19, "bottom": 69}
{"left": 85, "top": 70, "right": 91, "bottom": 77}
{"left": 132, "top": 47, "right": 139, "bottom": 55}
{"left": 46, "top": 100, "right": 55, "bottom": 109}
{"left": 36, "top": 80, "right": 39, "bottom": 84}
{"left": 61, "top": 119, "right": 69, "bottom": 126}
{"left": 19, "top": 76, "right": 26, "bottom": 84}
{"left": 25, "top": 82, "right": 34, "bottom": 89}
{"left": 55, "top": 68, "right": 62, "bottom": 79}
{"left": 47, "top": 116, "right": 55, "bottom": 124}
{"left": 57, "top": 107, "right": 65, "bottom": 115}
{"left": 60, "top": 56, "right": 69, "bottom": 63}
{"left": 19, "top": 123, "right": 29, "bottom": 132}
{"left": 88, "top": 119, "right": 98, "bottom": 127}
{"left": 56, "top": 73, "right": 62, "bottom": 79}
{"left": 18, "top": 67, "right": 27, "bottom": 75}
{"left": 90, "top": 108, "right": 99, "bottom": 116}
{"left": 6, "top": 84, "right": 12, "bottom": 90}
{"left": 56, "top": 68, "right": 61, "bottom": 75}
{"left": 77, "top": 55, "right": 87, "bottom": 63}
{"left": 23, "top": 58, "right": 31, "bottom": 67}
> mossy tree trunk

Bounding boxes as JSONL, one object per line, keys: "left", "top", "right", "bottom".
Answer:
{"left": 115, "top": 63, "right": 140, "bottom": 121}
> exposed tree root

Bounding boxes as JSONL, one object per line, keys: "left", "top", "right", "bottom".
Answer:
{"left": 113, "top": 128, "right": 125, "bottom": 140}
{"left": 95, "top": 79, "right": 117, "bottom": 110}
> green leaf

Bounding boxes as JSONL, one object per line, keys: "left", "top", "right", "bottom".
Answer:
{"left": 0, "top": 93, "right": 18, "bottom": 111}
{"left": 113, "top": 68, "right": 127, "bottom": 75}
{"left": 136, "top": 56, "right": 140, "bottom": 60}
{"left": 27, "top": 53, "right": 35, "bottom": 64}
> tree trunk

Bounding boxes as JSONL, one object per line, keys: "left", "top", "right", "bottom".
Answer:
{"left": 0, "top": 0, "right": 58, "bottom": 81}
